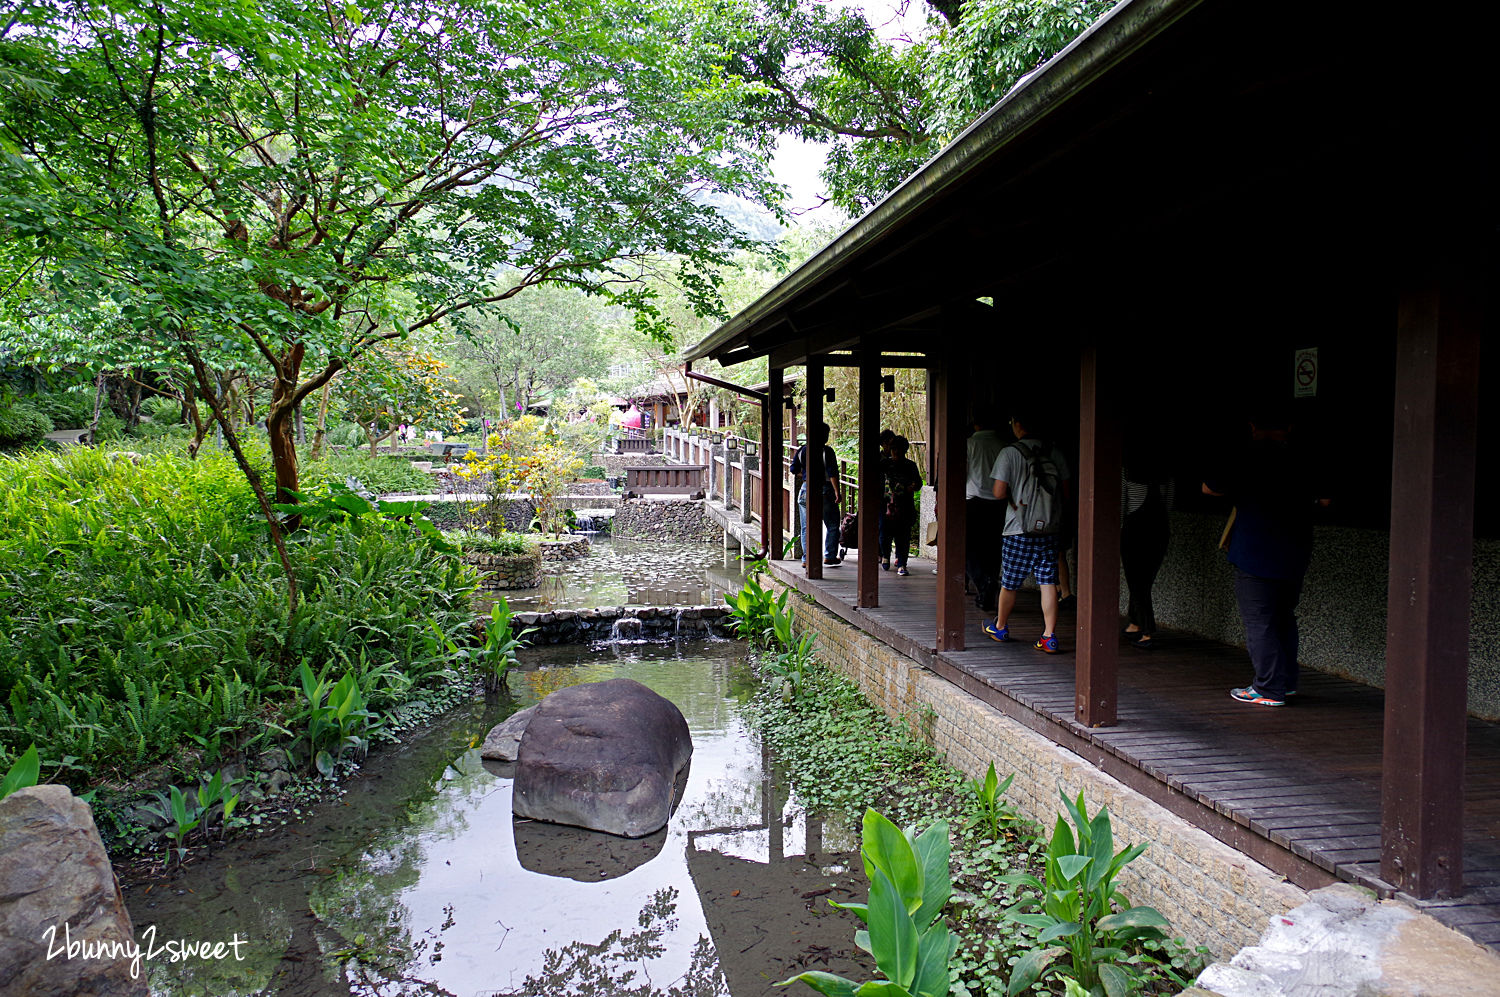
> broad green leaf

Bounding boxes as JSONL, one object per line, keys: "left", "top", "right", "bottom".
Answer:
{"left": 1096, "top": 906, "right": 1171, "bottom": 933}
{"left": 1007, "top": 914, "right": 1058, "bottom": 930}
{"left": 777, "top": 971, "right": 860, "bottom": 997}
{"left": 911, "top": 820, "right": 951, "bottom": 926}
{"left": 862, "top": 809, "right": 923, "bottom": 912}
{"left": 867, "top": 865, "right": 918, "bottom": 988}
{"left": 1087, "top": 808, "right": 1113, "bottom": 892}
{"left": 1098, "top": 962, "right": 1134, "bottom": 997}
{"left": 0, "top": 746, "right": 40, "bottom": 801}
{"left": 828, "top": 900, "right": 870, "bottom": 925}
{"left": 1056, "top": 853, "right": 1092, "bottom": 884}
{"left": 910, "top": 923, "right": 953, "bottom": 997}
{"left": 1038, "top": 921, "right": 1082, "bottom": 943}
{"left": 1006, "top": 945, "right": 1065, "bottom": 997}
{"left": 854, "top": 983, "right": 912, "bottom": 997}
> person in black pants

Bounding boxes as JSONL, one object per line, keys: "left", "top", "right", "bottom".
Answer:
{"left": 879, "top": 436, "right": 923, "bottom": 574}
{"left": 1120, "top": 447, "right": 1174, "bottom": 648}
{"left": 1203, "top": 410, "right": 1330, "bottom": 706}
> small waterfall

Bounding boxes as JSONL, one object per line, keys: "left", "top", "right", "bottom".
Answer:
{"left": 674, "top": 608, "right": 686, "bottom": 637}
{"left": 607, "top": 614, "right": 643, "bottom": 642}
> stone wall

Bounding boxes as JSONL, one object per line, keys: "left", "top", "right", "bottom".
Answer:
{"left": 506, "top": 605, "right": 734, "bottom": 643}
{"left": 612, "top": 498, "right": 720, "bottom": 542}
{"left": 1146, "top": 513, "right": 1500, "bottom": 721}
{"left": 776, "top": 584, "right": 1307, "bottom": 959}
{"left": 538, "top": 535, "right": 591, "bottom": 561}
{"left": 465, "top": 550, "right": 542, "bottom": 589}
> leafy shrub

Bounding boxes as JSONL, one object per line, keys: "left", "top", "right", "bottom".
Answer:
{"left": 303, "top": 452, "right": 431, "bottom": 494}
{"left": 0, "top": 401, "right": 52, "bottom": 447}
{"left": 451, "top": 529, "right": 537, "bottom": 557}
{"left": 29, "top": 389, "right": 95, "bottom": 427}
{"left": 0, "top": 446, "right": 476, "bottom": 783}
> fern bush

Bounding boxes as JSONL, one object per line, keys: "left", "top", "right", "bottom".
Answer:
{"left": 0, "top": 445, "right": 477, "bottom": 785}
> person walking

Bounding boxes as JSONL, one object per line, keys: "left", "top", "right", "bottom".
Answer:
{"left": 965, "top": 409, "right": 1008, "bottom": 611}
{"left": 792, "top": 422, "right": 842, "bottom": 567}
{"left": 879, "top": 436, "right": 923, "bottom": 575}
{"left": 1120, "top": 445, "right": 1175, "bottom": 649}
{"left": 1203, "top": 409, "right": 1329, "bottom": 706}
{"left": 983, "top": 412, "right": 1071, "bottom": 653}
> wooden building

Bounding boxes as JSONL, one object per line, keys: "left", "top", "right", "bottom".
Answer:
{"left": 685, "top": 0, "right": 1494, "bottom": 927}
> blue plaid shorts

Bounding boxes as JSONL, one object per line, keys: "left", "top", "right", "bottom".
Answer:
{"left": 1000, "top": 534, "right": 1060, "bottom": 589}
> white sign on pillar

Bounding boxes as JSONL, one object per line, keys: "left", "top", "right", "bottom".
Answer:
{"left": 1293, "top": 347, "right": 1318, "bottom": 398}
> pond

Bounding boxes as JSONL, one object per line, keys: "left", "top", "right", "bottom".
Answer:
{"left": 488, "top": 538, "right": 750, "bottom": 614}
{"left": 122, "top": 639, "right": 873, "bottom": 996}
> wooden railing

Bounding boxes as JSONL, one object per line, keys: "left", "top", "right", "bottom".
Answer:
{"left": 624, "top": 464, "right": 706, "bottom": 498}
{"left": 615, "top": 436, "right": 656, "bottom": 454}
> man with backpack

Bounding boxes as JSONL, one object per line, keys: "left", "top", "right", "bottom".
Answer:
{"left": 790, "top": 422, "right": 842, "bottom": 567}
{"left": 983, "top": 413, "right": 1071, "bottom": 653}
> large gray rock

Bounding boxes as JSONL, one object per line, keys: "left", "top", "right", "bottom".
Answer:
{"left": 480, "top": 705, "right": 537, "bottom": 762}
{"left": 512, "top": 678, "right": 692, "bottom": 838}
{"left": 0, "top": 785, "right": 147, "bottom": 996}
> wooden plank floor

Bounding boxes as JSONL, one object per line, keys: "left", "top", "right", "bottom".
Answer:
{"left": 767, "top": 549, "right": 1500, "bottom": 950}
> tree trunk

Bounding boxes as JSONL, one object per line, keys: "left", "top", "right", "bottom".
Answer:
{"left": 265, "top": 345, "right": 305, "bottom": 526}
{"left": 308, "top": 380, "right": 334, "bottom": 460}
{"left": 88, "top": 373, "right": 106, "bottom": 446}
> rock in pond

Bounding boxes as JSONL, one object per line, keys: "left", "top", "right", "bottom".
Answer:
{"left": 0, "top": 785, "right": 147, "bottom": 997}
{"left": 512, "top": 678, "right": 692, "bottom": 838}
{"left": 480, "top": 705, "right": 536, "bottom": 762}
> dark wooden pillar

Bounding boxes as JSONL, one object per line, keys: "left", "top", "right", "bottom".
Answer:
{"left": 767, "top": 368, "right": 785, "bottom": 559}
{"left": 1381, "top": 263, "right": 1481, "bottom": 899}
{"left": 857, "top": 354, "right": 881, "bottom": 607}
{"left": 1075, "top": 340, "right": 1120, "bottom": 727}
{"left": 934, "top": 337, "right": 967, "bottom": 651}
{"left": 806, "top": 362, "right": 825, "bottom": 579}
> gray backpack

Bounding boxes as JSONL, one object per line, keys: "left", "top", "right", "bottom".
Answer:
{"left": 1006, "top": 439, "right": 1063, "bottom": 536}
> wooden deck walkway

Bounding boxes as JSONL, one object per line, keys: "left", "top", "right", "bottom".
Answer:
{"left": 767, "top": 550, "right": 1500, "bottom": 950}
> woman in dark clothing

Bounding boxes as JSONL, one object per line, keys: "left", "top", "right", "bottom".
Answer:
{"left": 879, "top": 436, "right": 923, "bottom": 575}
{"left": 1121, "top": 447, "right": 1174, "bottom": 647}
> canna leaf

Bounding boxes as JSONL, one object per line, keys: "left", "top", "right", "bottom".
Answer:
{"left": 776, "top": 971, "right": 861, "bottom": 996}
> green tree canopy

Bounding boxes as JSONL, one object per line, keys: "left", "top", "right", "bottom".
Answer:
{"left": 0, "top": 0, "right": 783, "bottom": 503}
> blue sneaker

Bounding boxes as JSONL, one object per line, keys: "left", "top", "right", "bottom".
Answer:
{"left": 1034, "top": 633, "right": 1060, "bottom": 654}
{"left": 983, "top": 621, "right": 1009, "bottom": 642}
{"left": 1230, "top": 686, "right": 1285, "bottom": 707}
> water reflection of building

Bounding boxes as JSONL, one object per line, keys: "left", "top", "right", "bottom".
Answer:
{"left": 683, "top": 742, "right": 875, "bottom": 996}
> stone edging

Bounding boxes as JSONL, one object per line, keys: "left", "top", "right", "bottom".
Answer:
{"left": 495, "top": 605, "right": 735, "bottom": 644}
{"left": 538, "top": 535, "right": 590, "bottom": 561}
{"left": 464, "top": 550, "right": 542, "bottom": 589}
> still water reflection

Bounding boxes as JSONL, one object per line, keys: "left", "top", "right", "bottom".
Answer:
{"left": 123, "top": 640, "right": 865, "bottom": 997}
{"left": 483, "top": 538, "right": 749, "bottom": 613}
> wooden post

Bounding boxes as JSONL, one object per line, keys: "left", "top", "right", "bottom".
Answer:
{"left": 806, "top": 362, "right": 825, "bottom": 579}
{"left": 934, "top": 333, "right": 967, "bottom": 651}
{"left": 1381, "top": 261, "right": 1480, "bottom": 899}
{"left": 858, "top": 354, "right": 881, "bottom": 607}
{"left": 1076, "top": 340, "right": 1121, "bottom": 727}
{"left": 768, "top": 369, "right": 786, "bottom": 560}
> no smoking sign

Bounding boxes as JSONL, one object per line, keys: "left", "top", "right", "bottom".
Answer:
{"left": 1293, "top": 347, "right": 1318, "bottom": 398}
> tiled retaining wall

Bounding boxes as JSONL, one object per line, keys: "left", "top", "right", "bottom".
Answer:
{"left": 1148, "top": 513, "right": 1500, "bottom": 720}
{"left": 779, "top": 584, "right": 1307, "bottom": 960}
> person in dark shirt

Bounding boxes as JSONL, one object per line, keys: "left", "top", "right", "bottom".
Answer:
{"left": 1203, "top": 410, "right": 1330, "bottom": 706}
{"left": 791, "top": 422, "right": 842, "bottom": 567}
{"left": 879, "top": 436, "right": 923, "bottom": 575}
